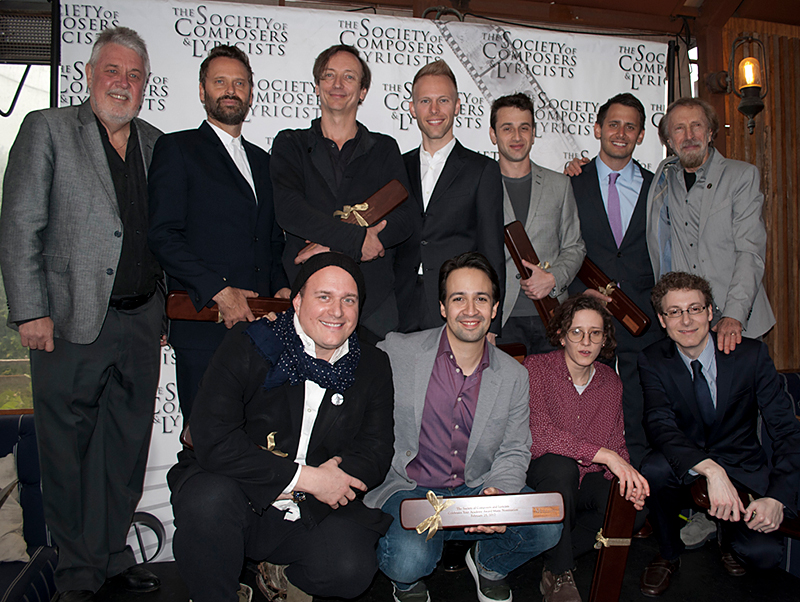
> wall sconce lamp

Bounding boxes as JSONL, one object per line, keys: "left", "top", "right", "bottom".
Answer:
{"left": 706, "top": 35, "right": 768, "bottom": 134}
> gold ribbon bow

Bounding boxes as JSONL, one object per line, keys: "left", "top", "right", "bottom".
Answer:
{"left": 334, "top": 203, "right": 370, "bottom": 227}
{"left": 415, "top": 490, "right": 454, "bottom": 541}
{"left": 259, "top": 431, "right": 288, "bottom": 457}
{"left": 598, "top": 282, "right": 616, "bottom": 297}
{"left": 537, "top": 261, "right": 551, "bottom": 270}
{"left": 593, "top": 528, "right": 631, "bottom": 549}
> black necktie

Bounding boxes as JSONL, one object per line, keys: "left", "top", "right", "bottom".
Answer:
{"left": 691, "top": 360, "right": 715, "bottom": 426}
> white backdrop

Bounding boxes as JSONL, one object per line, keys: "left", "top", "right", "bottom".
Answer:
{"left": 59, "top": 0, "right": 668, "bottom": 561}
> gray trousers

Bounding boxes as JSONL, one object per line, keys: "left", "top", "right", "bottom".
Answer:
{"left": 30, "top": 294, "right": 162, "bottom": 592}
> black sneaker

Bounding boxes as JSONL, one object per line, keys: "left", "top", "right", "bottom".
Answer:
{"left": 465, "top": 544, "right": 512, "bottom": 602}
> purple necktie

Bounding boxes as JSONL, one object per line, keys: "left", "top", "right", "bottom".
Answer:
{"left": 607, "top": 172, "right": 624, "bottom": 247}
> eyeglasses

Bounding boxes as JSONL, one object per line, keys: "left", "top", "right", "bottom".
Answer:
{"left": 661, "top": 305, "right": 707, "bottom": 319}
{"left": 565, "top": 328, "right": 604, "bottom": 344}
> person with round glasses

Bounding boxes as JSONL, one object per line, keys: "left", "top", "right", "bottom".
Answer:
{"left": 524, "top": 295, "right": 649, "bottom": 602}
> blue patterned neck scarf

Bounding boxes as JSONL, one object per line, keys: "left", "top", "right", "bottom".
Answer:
{"left": 246, "top": 309, "right": 360, "bottom": 394}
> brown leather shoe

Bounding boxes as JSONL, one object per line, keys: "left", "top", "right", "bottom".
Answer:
{"left": 640, "top": 554, "right": 680, "bottom": 597}
{"left": 720, "top": 550, "right": 747, "bottom": 577}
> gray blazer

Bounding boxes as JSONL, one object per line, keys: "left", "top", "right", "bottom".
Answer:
{"left": 364, "top": 327, "right": 532, "bottom": 509}
{"left": 0, "top": 101, "right": 162, "bottom": 344}
{"left": 502, "top": 161, "right": 585, "bottom": 322}
{"left": 646, "top": 149, "right": 775, "bottom": 338}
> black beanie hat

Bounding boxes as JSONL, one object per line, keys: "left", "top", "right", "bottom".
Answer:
{"left": 290, "top": 252, "right": 366, "bottom": 308}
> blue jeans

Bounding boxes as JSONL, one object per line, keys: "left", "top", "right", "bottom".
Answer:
{"left": 377, "top": 485, "right": 562, "bottom": 586}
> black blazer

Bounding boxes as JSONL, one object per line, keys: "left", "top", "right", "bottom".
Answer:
{"left": 396, "top": 141, "right": 505, "bottom": 333}
{"left": 569, "top": 157, "right": 660, "bottom": 349}
{"left": 270, "top": 121, "right": 413, "bottom": 331}
{"left": 148, "top": 122, "right": 288, "bottom": 350}
{"left": 639, "top": 334, "right": 800, "bottom": 511}
{"left": 168, "top": 322, "right": 395, "bottom": 532}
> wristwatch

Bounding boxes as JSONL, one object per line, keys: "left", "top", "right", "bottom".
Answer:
{"left": 291, "top": 491, "right": 306, "bottom": 503}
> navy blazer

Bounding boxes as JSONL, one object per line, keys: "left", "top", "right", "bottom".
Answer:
{"left": 569, "top": 157, "right": 659, "bottom": 347}
{"left": 639, "top": 334, "right": 800, "bottom": 511}
{"left": 148, "top": 122, "right": 288, "bottom": 350}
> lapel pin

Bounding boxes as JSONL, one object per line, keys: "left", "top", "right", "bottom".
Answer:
{"left": 332, "top": 393, "right": 344, "bottom": 406}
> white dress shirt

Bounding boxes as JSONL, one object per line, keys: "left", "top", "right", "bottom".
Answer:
{"left": 272, "top": 313, "right": 349, "bottom": 521}
{"left": 207, "top": 121, "right": 257, "bottom": 200}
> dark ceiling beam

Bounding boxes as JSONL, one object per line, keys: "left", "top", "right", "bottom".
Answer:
{"left": 695, "top": 0, "right": 744, "bottom": 28}
{"left": 373, "top": 0, "right": 687, "bottom": 35}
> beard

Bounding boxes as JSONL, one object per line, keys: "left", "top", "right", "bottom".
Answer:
{"left": 675, "top": 138, "right": 710, "bottom": 170}
{"left": 205, "top": 94, "right": 249, "bottom": 126}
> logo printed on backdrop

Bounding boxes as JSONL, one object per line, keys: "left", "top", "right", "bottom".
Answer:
{"left": 173, "top": 4, "right": 288, "bottom": 58}
{"left": 338, "top": 17, "right": 444, "bottom": 67}
{"left": 438, "top": 21, "right": 581, "bottom": 162}
{"left": 61, "top": 4, "right": 121, "bottom": 45}
{"left": 618, "top": 44, "right": 667, "bottom": 90}
{"left": 250, "top": 78, "right": 319, "bottom": 121}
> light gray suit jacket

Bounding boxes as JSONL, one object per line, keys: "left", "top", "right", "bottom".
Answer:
{"left": 646, "top": 149, "right": 775, "bottom": 338}
{"left": 502, "top": 161, "right": 585, "bottom": 323}
{"left": 0, "top": 101, "right": 162, "bottom": 344}
{"left": 364, "top": 327, "right": 532, "bottom": 509}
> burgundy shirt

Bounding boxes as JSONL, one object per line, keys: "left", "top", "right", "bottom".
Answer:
{"left": 407, "top": 330, "right": 491, "bottom": 488}
{"left": 525, "top": 350, "right": 629, "bottom": 484}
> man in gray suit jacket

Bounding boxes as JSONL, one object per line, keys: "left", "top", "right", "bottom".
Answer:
{"left": 365, "top": 253, "right": 560, "bottom": 602}
{"left": 489, "top": 93, "right": 585, "bottom": 354}
{"left": 646, "top": 98, "right": 775, "bottom": 353}
{"left": 0, "top": 28, "right": 162, "bottom": 602}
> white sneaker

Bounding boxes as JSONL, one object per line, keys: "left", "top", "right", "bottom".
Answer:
{"left": 680, "top": 512, "right": 717, "bottom": 549}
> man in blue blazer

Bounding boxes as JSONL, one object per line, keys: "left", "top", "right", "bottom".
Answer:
{"left": 637, "top": 272, "right": 800, "bottom": 597}
{"left": 567, "top": 93, "right": 661, "bottom": 469}
{"left": 149, "top": 45, "right": 289, "bottom": 419}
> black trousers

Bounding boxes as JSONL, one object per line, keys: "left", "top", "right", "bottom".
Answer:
{"left": 171, "top": 471, "right": 381, "bottom": 602}
{"left": 527, "top": 454, "right": 612, "bottom": 574}
{"left": 497, "top": 314, "right": 557, "bottom": 356}
{"left": 29, "top": 294, "right": 162, "bottom": 592}
{"left": 641, "top": 451, "right": 784, "bottom": 567}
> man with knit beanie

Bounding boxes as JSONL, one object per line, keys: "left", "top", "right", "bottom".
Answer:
{"left": 168, "top": 252, "right": 395, "bottom": 602}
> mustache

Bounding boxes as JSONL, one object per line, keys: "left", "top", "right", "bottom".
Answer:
{"left": 216, "top": 95, "right": 244, "bottom": 106}
{"left": 107, "top": 88, "right": 132, "bottom": 100}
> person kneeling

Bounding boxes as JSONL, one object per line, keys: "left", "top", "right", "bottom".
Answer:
{"left": 366, "top": 252, "right": 562, "bottom": 602}
{"left": 168, "top": 253, "right": 395, "bottom": 602}
{"left": 638, "top": 272, "right": 800, "bottom": 597}
{"left": 525, "top": 295, "right": 649, "bottom": 602}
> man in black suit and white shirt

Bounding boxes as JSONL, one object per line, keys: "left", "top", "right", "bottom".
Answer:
{"left": 396, "top": 60, "right": 505, "bottom": 337}
{"left": 148, "top": 44, "right": 290, "bottom": 420}
{"left": 637, "top": 272, "right": 800, "bottom": 597}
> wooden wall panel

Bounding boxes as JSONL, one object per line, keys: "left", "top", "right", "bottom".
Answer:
{"left": 722, "top": 19, "right": 800, "bottom": 369}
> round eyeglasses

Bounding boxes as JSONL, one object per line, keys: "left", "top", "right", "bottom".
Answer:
{"left": 565, "top": 328, "right": 604, "bottom": 344}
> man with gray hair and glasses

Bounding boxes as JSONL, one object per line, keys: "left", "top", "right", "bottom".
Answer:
{"left": 0, "top": 27, "right": 163, "bottom": 602}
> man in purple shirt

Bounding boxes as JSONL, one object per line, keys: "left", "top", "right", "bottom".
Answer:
{"left": 365, "top": 252, "right": 561, "bottom": 602}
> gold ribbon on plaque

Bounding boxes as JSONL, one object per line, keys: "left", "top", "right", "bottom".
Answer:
{"left": 593, "top": 528, "right": 631, "bottom": 549}
{"left": 334, "top": 203, "right": 370, "bottom": 227}
{"left": 258, "top": 432, "right": 288, "bottom": 457}
{"left": 598, "top": 282, "right": 616, "bottom": 297}
{"left": 415, "top": 490, "right": 454, "bottom": 541}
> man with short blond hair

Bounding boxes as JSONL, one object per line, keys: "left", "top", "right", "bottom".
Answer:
{"left": 0, "top": 27, "right": 162, "bottom": 601}
{"left": 396, "top": 60, "right": 505, "bottom": 336}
